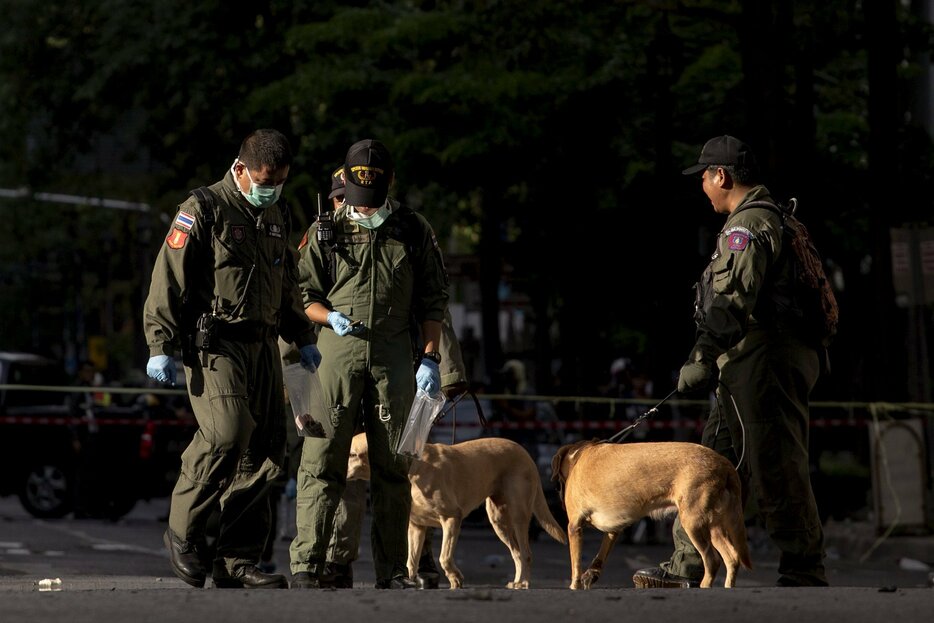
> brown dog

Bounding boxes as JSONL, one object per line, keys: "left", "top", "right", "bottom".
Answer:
{"left": 348, "top": 433, "right": 567, "bottom": 589}
{"left": 551, "top": 440, "right": 752, "bottom": 589}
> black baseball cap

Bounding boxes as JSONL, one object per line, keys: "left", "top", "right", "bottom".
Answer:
{"left": 327, "top": 165, "right": 345, "bottom": 199}
{"left": 681, "top": 135, "right": 757, "bottom": 175}
{"left": 342, "top": 139, "right": 393, "bottom": 207}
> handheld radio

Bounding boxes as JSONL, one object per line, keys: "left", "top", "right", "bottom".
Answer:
{"left": 316, "top": 192, "right": 334, "bottom": 245}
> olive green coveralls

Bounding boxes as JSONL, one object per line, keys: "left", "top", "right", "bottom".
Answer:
{"left": 289, "top": 201, "right": 448, "bottom": 582}
{"left": 143, "top": 172, "right": 314, "bottom": 575}
{"left": 325, "top": 307, "right": 468, "bottom": 569}
{"left": 662, "top": 186, "right": 827, "bottom": 586}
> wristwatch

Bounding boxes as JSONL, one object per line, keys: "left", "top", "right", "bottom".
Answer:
{"left": 422, "top": 351, "right": 442, "bottom": 365}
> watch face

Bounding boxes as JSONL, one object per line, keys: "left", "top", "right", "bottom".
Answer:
{"left": 423, "top": 352, "right": 441, "bottom": 364}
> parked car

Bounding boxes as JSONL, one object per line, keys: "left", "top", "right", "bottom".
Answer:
{"left": 0, "top": 352, "right": 196, "bottom": 519}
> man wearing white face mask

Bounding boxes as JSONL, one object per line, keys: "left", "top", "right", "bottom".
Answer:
{"left": 289, "top": 139, "right": 449, "bottom": 589}
{"left": 143, "top": 129, "right": 319, "bottom": 590}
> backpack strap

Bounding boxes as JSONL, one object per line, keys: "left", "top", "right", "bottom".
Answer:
{"left": 737, "top": 199, "right": 787, "bottom": 221}
{"left": 189, "top": 186, "right": 219, "bottom": 237}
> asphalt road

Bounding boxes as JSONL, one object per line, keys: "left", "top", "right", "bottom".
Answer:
{"left": 0, "top": 495, "right": 932, "bottom": 623}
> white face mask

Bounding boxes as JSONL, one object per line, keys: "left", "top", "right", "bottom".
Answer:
{"left": 232, "top": 159, "right": 283, "bottom": 209}
{"left": 346, "top": 201, "right": 390, "bottom": 229}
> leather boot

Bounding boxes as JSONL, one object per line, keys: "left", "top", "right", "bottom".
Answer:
{"left": 163, "top": 529, "right": 207, "bottom": 588}
{"left": 322, "top": 562, "right": 354, "bottom": 589}
{"left": 290, "top": 571, "right": 323, "bottom": 589}
{"left": 631, "top": 566, "right": 700, "bottom": 588}
{"left": 416, "top": 534, "right": 440, "bottom": 589}
{"left": 376, "top": 565, "right": 417, "bottom": 589}
{"left": 213, "top": 564, "right": 288, "bottom": 589}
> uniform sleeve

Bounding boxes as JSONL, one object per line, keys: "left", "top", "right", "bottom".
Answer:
{"left": 296, "top": 223, "right": 331, "bottom": 311}
{"left": 694, "top": 218, "right": 780, "bottom": 356}
{"left": 439, "top": 307, "right": 468, "bottom": 388}
{"left": 411, "top": 215, "right": 449, "bottom": 324}
{"left": 142, "top": 198, "right": 210, "bottom": 357}
{"left": 277, "top": 244, "right": 315, "bottom": 348}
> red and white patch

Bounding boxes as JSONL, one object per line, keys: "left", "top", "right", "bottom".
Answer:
{"left": 724, "top": 226, "right": 752, "bottom": 251}
{"left": 166, "top": 229, "right": 189, "bottom": 249}
{"left": 298, "top": 231, "right": 309, "bottom": 250}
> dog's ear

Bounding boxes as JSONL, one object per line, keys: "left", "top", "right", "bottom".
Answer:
{"left": 564, "top": 440, "right": 595, "bottom": 469}
{"left": 550, "top": 446, "right": 569, "bottom": 483}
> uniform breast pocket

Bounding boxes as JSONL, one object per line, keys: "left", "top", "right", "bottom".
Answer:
{"left": 387, "top": 244, "right": 413, "bottom": 318}
{"left": 711, "top": 254, "right": 735, "bottom": 295}
{"left": 214, "top": 239, "right": 249, "bottom": 300}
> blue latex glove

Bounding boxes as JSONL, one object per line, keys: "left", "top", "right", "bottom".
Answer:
{"left": 146, "top": 355, "right": 176, "bottom": 385}
{"left": 327, "top": 311, "right": 364, "bottom": 336}
{"left": 284, "top": 477, "right": 297, "bottom": 501}
{"left": 416, "top": 358, "right": 441, "bottom": 398}
{"left": 299, "top": 344, "right": 322, "bottom": 370}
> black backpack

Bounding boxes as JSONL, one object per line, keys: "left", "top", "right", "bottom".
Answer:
{"left": 746, "top": 198, "right": 840, "bottom": 348}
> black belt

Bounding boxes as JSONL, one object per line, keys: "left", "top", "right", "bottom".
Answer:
{"left": 216, "top": 322, "right": 277, "bottom": 342}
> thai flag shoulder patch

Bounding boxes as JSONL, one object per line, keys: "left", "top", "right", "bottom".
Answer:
{"left": 174, "top": 211, "right": 196, "bottom": 231}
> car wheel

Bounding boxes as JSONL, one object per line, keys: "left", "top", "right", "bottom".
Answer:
{"left": 18, "top": 462, "right": 74, "bottom": 519}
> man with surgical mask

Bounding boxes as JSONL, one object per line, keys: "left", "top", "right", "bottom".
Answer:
{"left": 144, "top": 128, "right": 319, "bottom": 590}
{"left": 289, "top": 139, "right": 449, "bottom": 589}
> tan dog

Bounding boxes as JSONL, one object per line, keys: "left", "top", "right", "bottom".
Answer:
{"left": 551, "top": 440, "right": 752, "bottom": 589}
{"left": 348, "top": 433, "right": 567, "bottom": 589}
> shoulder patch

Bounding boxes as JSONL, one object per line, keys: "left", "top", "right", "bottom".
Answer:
{"left": 174, "top": 211, "right": 195, "bottom": 231}
{"left": 166, "top": 229, "right": 189, "bottom": 249}
{"left": 298, "top": 231, "right": 309, "bottom": 251}
{"left": 724, "top": 226, "right": 753, "bottom": 251}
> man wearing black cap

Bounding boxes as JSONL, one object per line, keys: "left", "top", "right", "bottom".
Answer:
{"left": 289, "top": 139, "right": 449, "bottom": 589}
{"left": 632, "top": 136, "right": 828, "bottom": 588}
{"left": 327, "top": 165, "right": 345, "bottom": 209}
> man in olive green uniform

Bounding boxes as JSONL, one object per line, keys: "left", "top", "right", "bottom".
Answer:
{"left": 321, "top": 307, "right": 469, "bottom": 589}
{"left": 633, "top": 136, "right": 828, "bottom": 588}
{"left": 289, "top": 139, "right": 449, "bottom": 589}
{"left": 144, "top": 129, "right": 320, "bottom": 589}
{"left": 309, "top": 169, "right": 467, "bottom": 590}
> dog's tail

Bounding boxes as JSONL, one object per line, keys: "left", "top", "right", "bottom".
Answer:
{"left": 725, "top": 474, "right": 753, "bottom": 570}
{"left": 533, "top": 483, "right": 568, "bottom": 544}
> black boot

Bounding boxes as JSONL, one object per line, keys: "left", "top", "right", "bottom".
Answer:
{"left": 322, "top": 562, "right": 354, "bottom": 589}
{"left": 290, "top": 571, "right": 323, "bottom": 589}
{"left": 631, "top": 566, "right": 700, "bottom": 589}
{"left": 375, "top": 574, "right": 417, "bottom": 589}
{"left": 416, "top": 534, "right": 440, "bottom": 589}
{"left": 163, "top": 529, "right": 207, "bottom": 588}
{"left": 212, "top": 564, "right": 288, "bottom": 589}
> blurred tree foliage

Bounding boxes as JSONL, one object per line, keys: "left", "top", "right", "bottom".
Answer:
{"left": 0, "top": 0, "right": 931, "bottom": 400}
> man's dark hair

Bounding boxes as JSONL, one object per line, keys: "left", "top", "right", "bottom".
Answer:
{"left": 238, "top": 129, "right": 292, "bottom": 170}
{"left": 707, "top": 164, "right": 759, "bottom": 187}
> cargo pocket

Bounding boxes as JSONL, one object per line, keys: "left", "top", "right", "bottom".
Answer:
{"left": 711, "top": 254, "right": 734, "bottom": 294}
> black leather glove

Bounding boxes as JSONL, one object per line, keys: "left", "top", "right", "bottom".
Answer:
{"left": 677, "top": 344, "right": 718, "bottom": 394}
{"left": 677, "top": 360, "right": 715, "bottom": 393}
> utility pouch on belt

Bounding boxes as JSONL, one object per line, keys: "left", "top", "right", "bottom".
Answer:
{"left": 194, "top": 313, "right": 217, "bottom": 366}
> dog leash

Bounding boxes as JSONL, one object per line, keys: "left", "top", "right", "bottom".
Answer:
{"left": 436, "top": 388, "right": 488, "bottom": 444}
{"left": 606, "top": 388, "right": 678, "bottom": 444}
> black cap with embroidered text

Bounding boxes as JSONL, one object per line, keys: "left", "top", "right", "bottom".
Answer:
{"left": 681, "top": 135, "right": 758, "bottom": 175}
{"left": 327, "top": 166, "right": 345, "bottom": 199}
{"left": 342, "top": 139, "right": 393, "bottom": 207}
